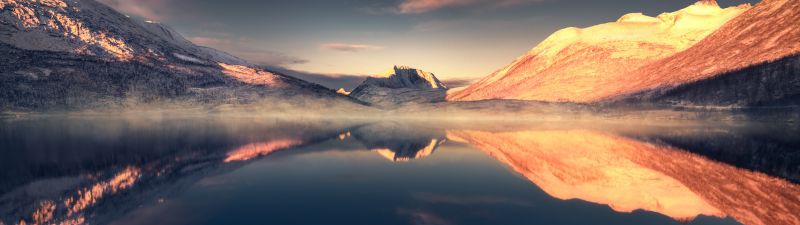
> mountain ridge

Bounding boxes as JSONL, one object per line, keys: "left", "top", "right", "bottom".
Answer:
{"left": 0, "top": 0, "right": 355, "bottom": 111}
{"left": 602, "top": 0, "right": 800, "bottom": 106}
{"left": 447, "top": 0, "right": 751, "bottom": 102}
{"left": 348, "top": 65, "right": 449, "bottom": 106}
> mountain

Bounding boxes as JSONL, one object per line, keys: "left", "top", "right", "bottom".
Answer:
{"left": 609, "top": 0, "right": 800, "bottom": 107}
{"left": 349, "top": 66, "right": 448, "bottom": 106}
{"left": 0, "top": 0, "right": 348, "bottom": 111}
{"left": 448, "top": 0, "right": 751, "bottom": 102}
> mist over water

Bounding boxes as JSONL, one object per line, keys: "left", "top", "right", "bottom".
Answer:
{"left": 1, "top": 115, "right": 798, "bottom": 225}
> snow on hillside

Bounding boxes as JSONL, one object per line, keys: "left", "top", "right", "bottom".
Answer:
{"left": 0, "top": 0, "right": 351, "bottom": 110}
{"left": 448, "top": 0, "right": 750, "bottom": 102}
{"left": 612, "top": 0, "right": 800, "bottom": 100}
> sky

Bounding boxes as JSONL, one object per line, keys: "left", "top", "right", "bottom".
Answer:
{"left": 98, "top": 0, "right": 760, "bottom": 83}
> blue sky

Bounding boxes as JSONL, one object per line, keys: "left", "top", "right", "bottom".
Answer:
{"left": 99, "top": 0, "right": 760, "bottom": 80}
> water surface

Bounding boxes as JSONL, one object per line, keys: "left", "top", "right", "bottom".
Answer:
{"left": 1, "top": 117, "right": 798, "bottom": 225}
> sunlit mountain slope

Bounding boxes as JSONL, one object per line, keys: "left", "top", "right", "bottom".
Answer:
{"left": 609, "top": 0, "right": 800, "bottom": 106}
{"left": 448, "top": 1, "right": 750, "bottom": 102}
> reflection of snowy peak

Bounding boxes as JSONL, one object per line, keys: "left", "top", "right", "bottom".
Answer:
{"left": 349, "top": 122, "right": 447, "bottom": 162}
{"left": 449, "top": 1, "right": 750, "bottom": 102}
{"left": 350, "top": 66, "right": 448, "bottom": 106}
{"left": 373, "top": 139, "right": 445, "bottom": 162}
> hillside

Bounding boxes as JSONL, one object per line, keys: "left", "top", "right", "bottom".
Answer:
{"left": 609, "top": 0, "right": 800, "bottom": 107}
{"left": 0, "top": 0, "right": 350, "bottom": 111}
{"left": 448, "top": 1, "right": 750, "bottom": 102}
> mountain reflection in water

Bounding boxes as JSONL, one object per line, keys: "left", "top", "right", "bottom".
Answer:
{"left": 0, "top": 117, "right": 798, "bottom": 225}
{"left": 448, "top": 128, "right": 800, "bottom": 225}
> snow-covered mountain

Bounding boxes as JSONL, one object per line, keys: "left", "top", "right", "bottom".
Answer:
{"left": 349, "top": 66, "right": 448, "bottom": 106}
{"left": 448, "top": 0, "right": 751, "bottom": 102}
{"left": 0, "top": 0, "right": 252, "bottom": 65}
{"left": 0, "top": 0, "right": 349, "bottom": 111}
{"left": 610, "top": 0, "right": 800, "bottom": 107}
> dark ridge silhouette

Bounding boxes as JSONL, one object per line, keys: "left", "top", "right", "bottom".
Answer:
{"left": 623, "top": 123, "right": 800, "bottom": 183}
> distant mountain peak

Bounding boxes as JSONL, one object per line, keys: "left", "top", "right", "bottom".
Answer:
{"left": 372, "top": 65, "right": 447, "bottom": 90}
{"left": 348, "top": 66, "right": 448, "bottom": 106}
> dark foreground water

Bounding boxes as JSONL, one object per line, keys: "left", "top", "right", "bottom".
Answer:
{"left": 1, "top": 116, "right": 798, "bottom": 225}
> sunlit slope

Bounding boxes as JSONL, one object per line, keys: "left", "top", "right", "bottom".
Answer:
{"left": 608, "top": 0, "right": 800, "bottom": 102}
{"left": 447, "top": 129, "right": 800, "bottom": 225}
{"left": 448, "top": 1, "right": 750, "bottom": 102}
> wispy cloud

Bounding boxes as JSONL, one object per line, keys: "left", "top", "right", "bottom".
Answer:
{"left": 97, "top": 0, "right": 171, "bottom": 20}
{"left": 441, "top": 78, "right": 475, "bottom": 88}
{"left": 320, "top": 43, "right": 384, "bottom": 52}
{"left": 396, "top": 208, "right": 451, "bottom": 225}
{"left": 265, "top": 66, "right": 368, "bottom": 90}
{"left": 396, "top": 0, "right": 541, "bottom": 14}
{"left": 411, "top": 192, "right": 534, "bottom": 206}
{"left": 190, "top": 36, "right": 307, "bottom": 66}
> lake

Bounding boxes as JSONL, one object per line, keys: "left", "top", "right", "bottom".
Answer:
{"left": 1, "top": 116, "right": 798, "bottom": 225}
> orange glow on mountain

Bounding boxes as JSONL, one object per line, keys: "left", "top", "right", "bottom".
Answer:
{"left": 4, "top": 0, "right": 134, "bottom": 60}
{"left": 607, "top": 0, "right": 800, "bottom": 100}
{"left": 224, "top": 139, "right": 303, "bottom": 162}
{"left": 218, "top": 63, "right": 283, "bottom": 86}
{"left": 448, "top": 1, "right": 750, "bottom": 102}
{"left": 447, "top": 129, "right": 800, "bottom": 225}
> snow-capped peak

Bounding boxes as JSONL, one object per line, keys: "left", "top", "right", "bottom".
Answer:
{"left": 0, "top": 0, "right": 251, "bottom": 65}
{"left": 370, "top": 65, "right": 447, "bottom": 90}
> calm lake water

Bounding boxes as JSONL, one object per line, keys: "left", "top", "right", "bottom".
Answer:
{"left": 1, "top": 116, "right": 798, "bottom": 225}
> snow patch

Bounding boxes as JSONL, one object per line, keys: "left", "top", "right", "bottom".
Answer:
{"left": 173, "top": 53, "right": 204, "bottom": 64}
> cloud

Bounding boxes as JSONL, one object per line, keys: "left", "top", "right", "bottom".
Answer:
{"left": 411, "top": 192, "right": 533, "bottom": 206}
{"left": 412, "top": 16, "right": 540, "bottom": 33}
{"left": 320, "top": 43, "right": 384, "bottom": 52}
{"left": 441, "top": 78, "right": 475, "bottom": 88}
{"left": 396, "top": 0, "right": 541, "bottom": 14}
{"left": 396, "top": 208, "right": 451, "bottom": 225}
{"left": 97, "top": 0, "right": 171, "bottom": 20}
{"left": 190, "top": 36, "right": 308, "bottom": 66}
{"left": 265, "top": 66, "right": 368, "bottom": 90}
